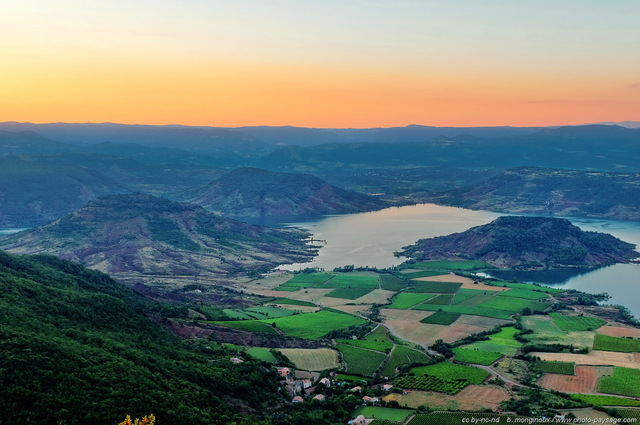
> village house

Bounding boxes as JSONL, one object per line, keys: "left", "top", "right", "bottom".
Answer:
{"left": 229, "top": 357, "right": 243, "bottom": 364}
{"left": 291, "top": 396, "right": 304, "bottom": 403}
{"left": 319, "top": 377, "right": 331, "bottom": 387}
{"left": 276, "top": 367, "right": 291, "bottom": 377}
{"left": 348, "top": 415, "right": 366, "bottom": 425}
{"left": 312, "top": 394, "right": 325, "bottom": 401}
{"left": 361, "top": 396, "right": 379, "bottom": 405}
{"left": 382, "top": 384, "right": 393, "bottom": 391}
{"left": 350, "top": 386, "right": 362, "bottom": 392}
{"left": 302, "top": 379, "right": 312, "bottom": 389}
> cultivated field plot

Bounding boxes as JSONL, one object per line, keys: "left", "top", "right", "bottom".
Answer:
{"left": 537, "top": 365, "right": 597, "bottom": 393}
{"left": 281, "top": 273, "right": 334, "bottom": 287}
{"left": 479, "top": 296, "right": 549, "bottom": 313}
{"left": 381, "top": 309, "right": 487, "bottom": 346}
{"left": 550, "top": 313, "right": 606, "bottom": 332}
{"left": 336, "top": 343, "right": 387, "bottom": 376}
{"left": 319, "top": 274, "right": 380, "bottom": 288}
{"left": 267, "top": 297, "right": 316, "bottom": 307}
{"left": 351, "top": 289, "right": 396, "bottom": 305}
{"left": 497, "top": 288, "right": 550, "bottom": 300}
{"left": 492, "top": 281, "right": 565, "bottom": 295}
{"left": 208, "top": 320, "right": 279, "bottom": 334}
{"left": 409, "top": 281, "right": 462, "bottom": 293}
{"left": 387, "top": 293, "right": 436, "bottom": 309}
{"left": 452, "top": 348, "right": 502, "bottom": 365}
{"left": 331, "top": 304, "right": 372, "bottom": 314}
{"left": 261, "top": 309, "right": 366, "bottom": 339}
{"left": 616, "top": 410, "right": 640, "bottom": 421}
{"left": 380, "top": 274, "right": 407, "bottom": 291}
{"left": 597, "top": 325, "right": 640, "bottom": 339}
{"left": 352, "top": 406, "right": 414, "bottom": 422}
{"left": 337, "top": 325, "right": 393, "bottom": 352}
{"left": 326, "top": 287, "right": 374, "bottom": 299}
{"left": 386, "top": 385, "right": 509, "bottom": 412}
{"left": 411, "top": 362, "right": 489, "bottom": 384}
{"left": 381, "top": 345, "right": 432, "bottom": 376}
{"left": 460, "top": 282, "right": 510, "bottom": 292}
{"left": 571, "top": 394, "right": 640, "bottom": 407}
{"left": 412, "top": 273, "right": 474, "bottom": 284}
{"left": 276, "top": 348, "right": 340, "bottom": 371}
{"left": 538, "top": 360, "right": 575, "bottom": 375}
{"left": 598, "top": 367, "right": 640, "bottom": 397}
{"left": 593, "top": 334, "right": 640, "bottom": 353}
{"left": 557, "top": 408, "right": 615, "bottom": 421}
{"left": 411, "top": 304, "right": 513, "bottom": 320}
{"left": 452, "top": 288, "right": 486, "bottom": 304}
{"left": 456, "top": 315, "right": 510, "bottom": 328}
{"left": 395, "top": 374, "right": 468, "bottom": 394}
{"left": 453, "top": 293, "right": 496, "bottom": 307}
{"left": 422, "top": 294, "right": 454, "bottom": 305}
{"left": 402, "top": 270, "right": 448, "bottom": 279}
{"left": 522, "top": 315, "right": 566, "bottom": 340}
{"left": 420, "top": 311, "right": 460, "bottom": 325}
{"left": 246, "top": 347, "right": 278, "bottom": 363}
{"left": 462, "top": 326, "right": 521, "bottom": 356}
{"left": 533, "top": 351, "right": 640, "bottom": 369}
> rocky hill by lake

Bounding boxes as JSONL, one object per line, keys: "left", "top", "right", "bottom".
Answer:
{"left": 397, "top": 216, "right": 639, "bottom": 269}
{"left": 0, "top": 193, "right": 315, "bottom": 285}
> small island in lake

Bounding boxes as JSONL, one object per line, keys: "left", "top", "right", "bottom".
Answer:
{"left": 397, "top": 216, "right": 639, "bottom": 269}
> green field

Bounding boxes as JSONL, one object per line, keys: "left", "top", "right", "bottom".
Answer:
{"left": 537, "top": 360, "right": 575, "bottom": 375}
{"left": 370, "top": 420, "right": 403, "bottom": 425}
{"left": 403, "top": 270, "right": 447, "bottom": 279}
{"left": 615, "top": 410, "right": 640, "bottom": 420}
{"left": 521, "top": 315, "right": 566, "bottom": 339}
{"left": 277, "top": 348, "right": 340, "bottom": 371}
{"left": 387, "top": 293, "right": 436, "bottom": 309}
{"left": 380, "top": 274, "right": 407, "bottom": 291}
{"left": 208, "top": 320, "right": 279, "bottom": 334}
{"left": 593, "top": 334, "right": 640, "bottom": 353}
{"left": 284, "top": 273, "right": 334, "bottom": 285}
{"left": 337, "top": 326, "right": 394, "bottom": 352}
{"left": 411, "top": 304, "right": 513, "bottom": 320}
{"left": 412, "top": 260, "right": 491, "bottom": 270}
{"left": 411, "top": 362, "right": 489, "bottom": 384}
{"left": 497, "top": 288, "right": 550, "bottom": 300}
{"left": 463, "top": 326, "right": 521, "bottom": 356}
{"left": 423, "top": 294, "right": 454, "bottom": 305}
{"left": 394, "top": 374, "right": 467, "bottom": 394}
{"left": 273, "top": 286, "right": 299, "bottom": 292}
{"left": 337, "top": 343, "right": 387, "bottom": 376}
{"left": 244, "top": 306, "right": 299, "bottom": 319}
{"left": 550, "top": 313, "right": 606, "bottom": 332}
{"left": 336, "top": 374, "right": 367, "bottom": 382}
{"left": 326, "top": 287, "right": 375, "bottom": 300}
{"left": 420, "top": 311, "right": 460, "bottom": 325}
{"left": 408, "top": 281, "right": 462, "bottom": 293}
{"left": 452, "top": 347, "right": 503, "bottom": 365}
{"left": 491, "top": 281, "right": 565, "bottom": 294}
{"left": 454, "top": 293, "right": 496, "bottom": 307}
{"left": 570, "top": 394, "right": 640, "bottom": 407}
{"left": 261, "top": 309, "right": 366, "bottom": 339}
{"left": 381, "top": 345, "right": 432, "bottom": 377}
{"left": 479, "top": 297, "right": 549, "bottom": 313}
{"left": 246, "top": 347, "right": 277, "bottom": 363}
{"left": 452, "top": 288, "right": 486, "bottom": 304}
{"left": 598, "top": 367, "right": 640, "bottom": 397}
{"left": 222, "top": 309, "right": 256, "bottom": 320}
{"left": 352, "top": 407, "right": 414, "bottom": 422}
{"left": 268, "top": 298, "right": 316, "bottom": 307}
{"left": 321, "top": 274, "right": 379, "bottom": 288}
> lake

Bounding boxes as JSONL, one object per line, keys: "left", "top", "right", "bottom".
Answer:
{"left": 0, "top": 228, "right": 27, "bottom": 235}
{"left": 279, "top": 204, "right": 640, "bottom": 318}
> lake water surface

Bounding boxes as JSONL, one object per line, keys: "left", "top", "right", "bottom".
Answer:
{"left": 279, "top": 204, "right": 640, "bottom": 318}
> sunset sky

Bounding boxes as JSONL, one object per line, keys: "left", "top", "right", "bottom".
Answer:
{"left": 2, "top": 0, "right": 639, "bottom": 128}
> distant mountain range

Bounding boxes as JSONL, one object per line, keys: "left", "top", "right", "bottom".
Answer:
{"left": 181, "top": 167, "right": 389, "bottom": 219}
{"left": 0, "top": 193, "right": 315, "bottom": 284}
{"left": 398, "top": 216, "right": 639, "bottom": 269}
{"left": 429, "top": 166, "right": 640, "bottom": 221}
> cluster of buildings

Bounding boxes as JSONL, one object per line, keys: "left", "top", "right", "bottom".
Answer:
{"left": 277, "top": 367, "right": 331, "bottom": 403}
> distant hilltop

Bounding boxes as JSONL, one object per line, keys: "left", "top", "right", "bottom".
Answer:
{"left": 180, "top": 167, "right": 389, "bottom": 218}
{"left": 397, "top": 216, "right": 639, "bottom": 270}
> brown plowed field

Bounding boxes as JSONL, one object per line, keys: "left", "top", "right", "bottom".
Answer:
{"left": 532, "top": 351, "right": 640, "bottom": 369}
{"left": 332, "top": 304, "right": 372, "bottom": 314}
{"left": 537, "top": 366, "right": 598, "bottom": 393}
{"left": 597, "top": 326, "right": 640, "bottom": 339}
{"left": 381, "top": 309, "right": 488, "bottom": 346}
{"left": 383, "top": 385, "right": 509, "bottom": 411}
{"left": 414, "top": 273, "right": 474, "bottom": 284}
{"left": 457, "top": 315, "right": 511, "bottom": 328}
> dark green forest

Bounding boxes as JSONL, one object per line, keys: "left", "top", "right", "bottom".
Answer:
{"left": 0, "top": 251, "right": 357, "bottom": 425}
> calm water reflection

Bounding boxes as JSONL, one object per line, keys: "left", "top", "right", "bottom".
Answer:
{"left": 279, "top": 205, "right": 640, "bottom": 318}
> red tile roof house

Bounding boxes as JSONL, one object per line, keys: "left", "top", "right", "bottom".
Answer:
{"left": 382, "top": 384, "right": 393, "bottom": 391}
{"left": 349, "top": 386, "right": 362, "bottom": 392}
{"left": 348, "top": 415, "right": 366, "bottom": 425}
{"left": 319, "top": 377, "right": 331, "bottom": 387}
{"left": 277, "top": 367, "right": 291, "bottom": 377}
{"left": 302, "top": 379, "right": 312, "bottom": 389}
{"left": 361, "top": 396, "right": 379, "bottom": 405}
{"left": 292, "top": 396, "right": 304, "bottom": 403}
{"left": 312, "top": 394, "right": 326, "bottom": 401}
